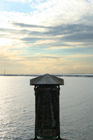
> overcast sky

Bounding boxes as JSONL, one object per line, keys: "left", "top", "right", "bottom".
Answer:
{"left": 0, "top": 0, "right": 93, "bottom": 74}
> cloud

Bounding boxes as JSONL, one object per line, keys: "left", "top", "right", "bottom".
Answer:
{"left": 42, "top": 24, "right": 93, "bottom": 37}
{"left": 12, "top": 22, "right": 49, "bottom": 28}
{"left": 24, "top": 54, "right": 61, "bottom": 61}
{"left": 1, "top": 21, "right": 93, "bottom": 51}
{"left": 1, "top": 20, "right": 93, "bottom": 50}
{"left": 61, "top": 32, "right": 93, "bottom": 42}
{"left": 12, "top": 22, "right": 93, "bottom": 35}
{"left": 20, "top": 37, "right": 52, "bottom": 42}
{"left": 68, "top": 54, "right": 93, "bottom": 58}
{"left": 16, "top": 23, "right": 93, "bottom": 45}
{"left": 29, "top": 0, "right": 93, "bottom": 25}
{"left": 0, "top": 0, "right": 93, "bottom": 74}
{"left": 1, "top": 0, "right": 93, "bottom": 26}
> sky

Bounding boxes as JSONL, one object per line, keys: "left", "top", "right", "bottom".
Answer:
{"left": 0, "top": 0, "right": 93, "bottom": 74}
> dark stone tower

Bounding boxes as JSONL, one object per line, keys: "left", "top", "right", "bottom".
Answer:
{"left": 30, "top": 74, "right": 64, "bottom": 140}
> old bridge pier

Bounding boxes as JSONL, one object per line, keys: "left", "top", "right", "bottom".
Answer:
{"left": 30, "top": 74, "right": 64, "bottom": 140}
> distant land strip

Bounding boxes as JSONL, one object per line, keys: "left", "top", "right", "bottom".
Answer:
{"left": 0, "top": 74, "right": 93, "bottom": 77}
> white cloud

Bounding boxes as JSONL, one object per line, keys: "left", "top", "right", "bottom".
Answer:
{"left": 0, "top": 0, "right": 93, "bottom": 74}
{"left": 1, "top": 0, "right": 93, "bottom": 26}
{"left": 0, "top": 38, "right": 13, "bottom": 46}
{"left": 29, "top": 0, "right": 93, "bottom": 25}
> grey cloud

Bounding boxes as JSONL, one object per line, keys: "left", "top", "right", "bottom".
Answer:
{"left": 1, "top": 21, "right": 93, "bottom": 45}
{"left": 20, "top": 37, "right": 52, "bottom": 42}
{"left": 12, "top": 22, "right": 50, "bottom": 29}
{"left": 34, "top": 43, "right": 71, "bottom": 48}
{"left": 20, "top": 23, "right": 93, "bottom": 42}
{"left": 2, "top": 22, "right": 93, "bottom": 37}
{"left": 24, "top": 55, "right": 61, "bottom": 61}
{"left": 0, "top": 27, "right": 43, "bottom": 37}
{"left": 43, "top": 24, "right": 93, "bottom": 36}
{"left": 61, "top": 32, "right": 93, "bottom": 42}
{"left": 0, "top": 28, "right": 30, "bottom": 34}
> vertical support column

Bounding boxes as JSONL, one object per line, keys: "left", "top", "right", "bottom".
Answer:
{"left": 57, "top": 86, "right": 61, "bottom": 140}
{"left": 34, "top": 86, "right": 37, "bottom": 139}
{"left": 34, "top": 86, "right": 39, "bottom": 140}
{"left": 34, "top": 85, "right": 61, "bottom": 140}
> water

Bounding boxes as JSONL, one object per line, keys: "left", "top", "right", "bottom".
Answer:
{"left": 0, "top": 76, "right": 93, "bottom": 140}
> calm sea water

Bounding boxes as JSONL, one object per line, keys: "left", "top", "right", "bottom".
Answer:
{"left": 0, "top": 76, "right": 93, "bottom": 140}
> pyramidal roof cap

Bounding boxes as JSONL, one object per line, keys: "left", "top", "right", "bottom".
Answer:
{"left": 30, "top": 74, "right": 64, "bottom": 85}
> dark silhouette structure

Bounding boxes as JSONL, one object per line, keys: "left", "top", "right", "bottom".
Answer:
{"left": 30, "top": 74, "right": 64, "bottom": 140}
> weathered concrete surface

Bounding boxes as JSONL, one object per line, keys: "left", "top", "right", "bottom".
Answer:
{"left": 30, "top": 74, "right": 64, "bottom": 85}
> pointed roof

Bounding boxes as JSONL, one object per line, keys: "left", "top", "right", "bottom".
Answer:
{"left": 30, "top": 74, "right": 64, "bottom": 85}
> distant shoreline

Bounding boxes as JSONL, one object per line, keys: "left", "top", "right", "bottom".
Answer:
{"left": 0, "top": 74, "right": 93, "bottom": 77}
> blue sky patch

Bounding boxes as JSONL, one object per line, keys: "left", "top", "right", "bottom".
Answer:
{"left": 0, "top": 0, "right": 33, "bottom": 13}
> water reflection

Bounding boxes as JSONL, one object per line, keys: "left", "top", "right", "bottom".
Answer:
{"left": 0, "top": 76, "right": 35, "bottom": 139}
